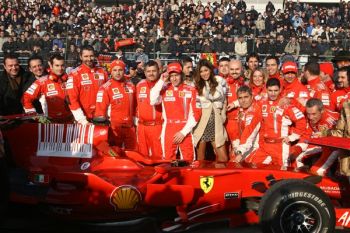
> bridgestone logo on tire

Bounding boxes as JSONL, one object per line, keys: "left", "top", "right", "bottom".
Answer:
{"left": 281, "top": 192, "right": 326, "bottom": 208}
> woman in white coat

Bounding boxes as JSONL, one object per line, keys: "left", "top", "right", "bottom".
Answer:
{"left": 193, "top": 59, "right": 228, "bottom": 165}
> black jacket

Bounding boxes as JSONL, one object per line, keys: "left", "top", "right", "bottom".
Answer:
{"left": 0, "top": 69, "right": 35, "bottom": 116}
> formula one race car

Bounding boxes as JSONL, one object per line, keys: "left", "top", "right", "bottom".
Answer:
{"left": 1, "top": 116, "right": 350, "bottom": 233}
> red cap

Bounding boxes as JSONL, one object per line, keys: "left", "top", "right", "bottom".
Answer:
{"left": 110, "top": 60, "right": 126, "bottom": 71}
{"left": 320, "top": 62, "right": 334, "bottom": 78}
{"left": 281, "top": 61, "right": 298, "bottom": 74}
{"left": 167, "top": 63, "right": 182, "bottom": 74}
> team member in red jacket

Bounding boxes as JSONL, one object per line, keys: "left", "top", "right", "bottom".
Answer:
{"left": 136, "top": 61, "right": 163, "bottom": 159}
{"left": 303, "top": 61, "right": 331, "bottom": 109}
{"left": 66, "top": 45, "right": 108, "bottom": 124}
{"left": 217, "top": 57, "right": 230, "bottom": 78}
{"left": 281, "top": 61, "right": 310, "bottom": 107}
{"left": 22, "top": 54, "right": 73, "bottom": 123}
{"left": 295, "top": 98, "right": 340, "bottom": 175}
{"left": 249, "top": 68, "right": 268, "bottom": 102}
{"left": 319, "top": 62, "right": 335, "bottom": 92}
{"left": 95, "top": 60, "right": 136, "bottom": 150}
{"left": 246, "top": 78, "right": 307, "bottom": 167}
{"left": 231, "top": 86, "right": 262, "bottom": 162}
{"left": 225, "top": 60, "right": 244, "bottom": 154}
{"left": 150, "top": 63, "right": 201, "bottom": 161}
{"left": 265, "top": 56, "right": 283, "bottom": 83}
{"left": 330, "top": 67, "right": 350, "bottom": 112}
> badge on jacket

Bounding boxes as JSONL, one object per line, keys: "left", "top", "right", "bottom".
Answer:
{"left": 47, "top": 83, "right": 55, "bottom": 91}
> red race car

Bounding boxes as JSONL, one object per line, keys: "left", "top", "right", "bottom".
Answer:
{"left": 1, "top": 116, "right": 350, "bottom": 233}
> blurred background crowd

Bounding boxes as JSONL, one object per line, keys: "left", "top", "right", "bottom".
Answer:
{"left": 0, "top": 0, "right": 350, "bottom": 68}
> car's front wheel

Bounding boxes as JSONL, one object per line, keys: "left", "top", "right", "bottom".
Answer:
{"left": 259, "top": 179, "right": 335, "bottom": 233}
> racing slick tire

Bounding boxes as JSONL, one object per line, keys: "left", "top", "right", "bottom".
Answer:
{"left": 258, "top": 179, "right": 335, "bottom": 233}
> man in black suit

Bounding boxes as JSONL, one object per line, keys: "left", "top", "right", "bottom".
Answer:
{"left": 0, "top": 53, "right": 35, "bottom": 116}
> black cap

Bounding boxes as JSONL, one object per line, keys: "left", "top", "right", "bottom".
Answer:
{"left": 332, "top": 51, "right": 350, "bottom": 62}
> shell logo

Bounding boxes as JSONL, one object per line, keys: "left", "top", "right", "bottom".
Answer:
{"left": 110, "top": 185, "right": 141, "bottom": 211}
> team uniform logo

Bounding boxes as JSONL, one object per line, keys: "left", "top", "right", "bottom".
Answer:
{"left": 112, "top": 88, "right": 120, "bottom": 94}
{"left": 47, "top": 83, "right": 55, "bottom": 91}
{"left": 200, "top": 176, "right": 214, "bottom": 194}
{"left": 140, "top": 87, "right": 147, "bottom": 93}
{"left": 166, "top": 90, "right": 173, "bottom": 96}
{"left": 82, "top": 74, "right": 89, "bottom": 80}
{"left": 270, "top": 106, "right": 276, "bottom": 113}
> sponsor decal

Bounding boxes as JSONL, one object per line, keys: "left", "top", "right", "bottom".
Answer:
{"left": 110, "top": 185, "right": 141, "bottom": 210}
{"left": 94, "top": 73, "right": 100, "bottom": 80}
{"left": 47, "top": 83, "right": 55, "bottom": 91}
{"left": 138, "top": 93, "right": 147, "bottom": 98}
{"left": 26, "top": 84, "right": 38, "bottom": 95}
{"left": 287, "top": 92, "right": 295, "bottom": 98}
{"left": 166, "top": 90, "right": 173, "bottom": 96}
{"left": 200, "top": 176, "right": 214, "bottom": 194}
{"left": 47, "top": 90, "right": 58, "bottom": 96}
{"left": 112, "top": 88, "right": 120, "bottom": 94}
{"left": 224, "top": 192, "right": 240, "bottom": 199}
{"left": 140, "top": 87, "right": 147, "bottom": 93}
{"left": 262, "top": 105, "right": 267, "bottom": 112}
{"left": 80, "top": 162, "right": 90, "bottom": 170}
{"left": 338, "top": 211, "right": 350, "bottom": 227}
{"left": 33, "top": 173, "right": 49, "bottom": 183}
{"left": 50, "top": 206, "right": 73, "bottom": 215}
{"left": 164, "top": 97, "right": 175, "bottom": 102}
{"left": 179, "top": 91, "right": 185, "bottom": 97}
{"left": 81, "top": 80, "right": 92, "bottom": 85}
{"left": 112, "top": 94, "right": 124, "bottom": 99}
{"left": 37, "top": 124, "right": 95, "bottom": 158}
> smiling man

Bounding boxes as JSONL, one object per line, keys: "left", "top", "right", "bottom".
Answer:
{"left": 0, "top": 53, "right": 34, "bottom": 115}
{"left": 246, "top": 78, "right": 306, "bottom": 167}
{"left": 66, "top": 45, "right": 108, "bottom": 124}
{"left": 150, "top": 62, "right": 201, "bottom": 161}
{"left": 95, "top": 60, "right": 136, "bottom": 150}
{"left": 23, "top": 54, "right": 72, "bottom": 123}
{"left": 230, "top": 86, "right": 261, "bottom": 163}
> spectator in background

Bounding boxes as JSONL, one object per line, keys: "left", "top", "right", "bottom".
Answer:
{"left": 235, "top": 35, "right": 247, "bottom": 58}
{"left": 284, "top": 35, "right": 300, "bottom": 59}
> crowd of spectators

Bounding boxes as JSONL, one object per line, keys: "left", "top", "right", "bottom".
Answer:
{"left": 1, "top": 0, "right": 350, "bottom": 64}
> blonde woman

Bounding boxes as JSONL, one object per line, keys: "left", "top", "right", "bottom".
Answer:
{"left": 249, "top": 68, "right": 268, "bottom": 102}
{"left": 193, "top": 59, "right": 228, "bottom": 166}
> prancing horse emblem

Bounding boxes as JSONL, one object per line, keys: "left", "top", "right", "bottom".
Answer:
{"left": 200, "top": 176, "right": 214, "bottom": 194}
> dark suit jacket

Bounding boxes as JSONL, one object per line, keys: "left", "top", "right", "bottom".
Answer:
{"left": 0, "top": 69, "right": 35, "bottom": 116}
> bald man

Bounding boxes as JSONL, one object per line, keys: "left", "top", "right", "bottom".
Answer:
{"left": 226, "top": 60, "right": 245, "bottom": 157}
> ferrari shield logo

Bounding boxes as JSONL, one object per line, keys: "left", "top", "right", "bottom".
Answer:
{"left": 200, "top": 176, "right": 214, "bottom": 194}
{"left": 270, "top": 106, "right": 276, "bottom": 113}
{"left": 179, "top": 91, "right": 185, "bottom": 97}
